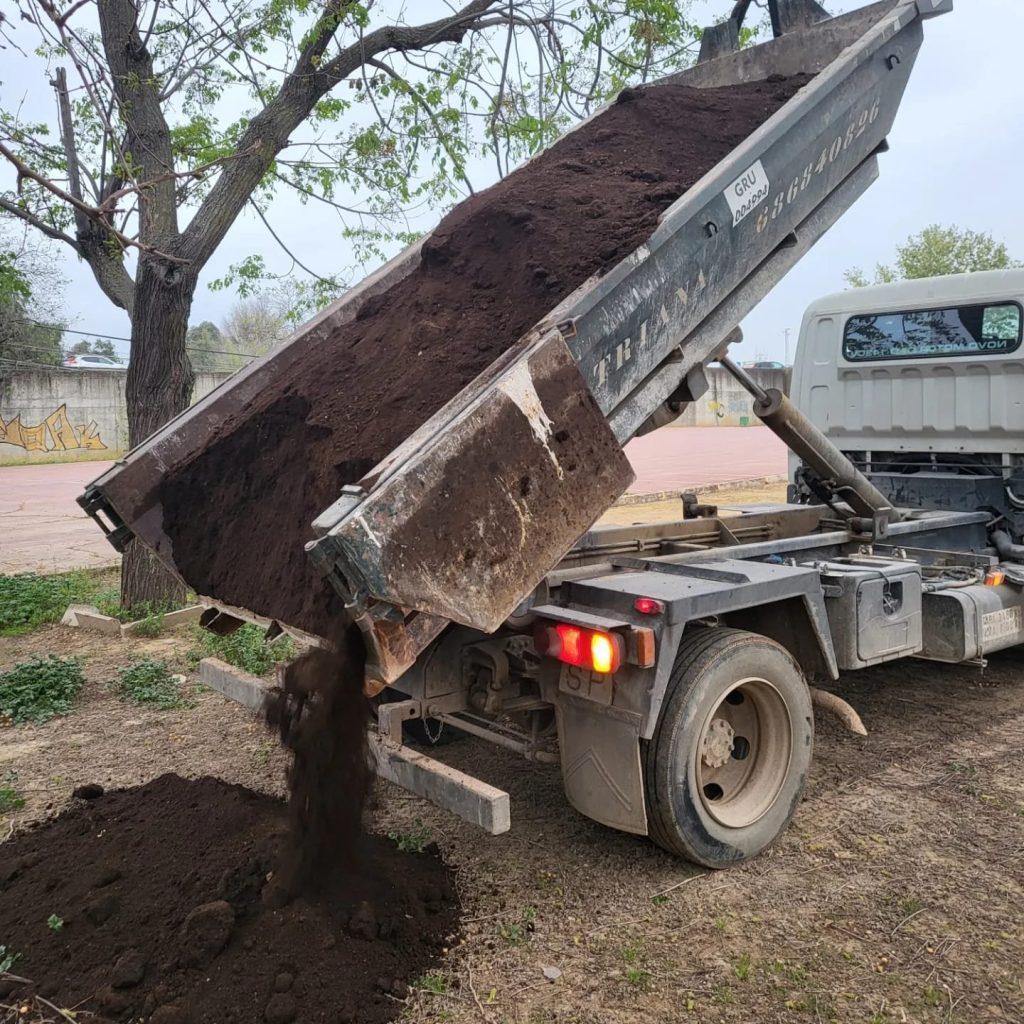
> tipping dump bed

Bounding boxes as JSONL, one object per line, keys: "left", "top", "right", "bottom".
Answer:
{"left": 82, "top": 1, "right": 948, "bottom": 685}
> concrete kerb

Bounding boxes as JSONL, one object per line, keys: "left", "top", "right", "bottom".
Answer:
{"left": 198, "top": 657, "right": 271, "bottom": 712}
{"left": 120, "top": 605, "right": 205, "bottom": 636}
{"left": 60, "top": 604, "right": 122, "bottom": 636}
{"left": 62, "top": 603, "right": 207, "bottom": 637}
{"left": 614, "top": 474, "right": 786, "bottom": 507}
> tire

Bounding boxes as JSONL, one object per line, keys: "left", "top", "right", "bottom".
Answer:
{"left": 643, "top": 627, "right": 813, "bottom": 867}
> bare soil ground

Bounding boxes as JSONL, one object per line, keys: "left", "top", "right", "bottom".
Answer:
{"left": 2, "top": 596, "right": 1021, "bottom": 1024}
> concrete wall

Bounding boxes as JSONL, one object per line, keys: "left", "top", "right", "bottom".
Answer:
{"left": 0, "top": 367, "right": 231, "bottom": 465}
{"left": 0, "top": 363, "right": 788, "bottom": 465}
{"left": 671, "top": 366, "right": 790, "bottom": 427}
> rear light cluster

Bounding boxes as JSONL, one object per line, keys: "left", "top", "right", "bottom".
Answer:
{"left": 535, "top": 622, "right": 624, "bottom": 674}
{"left": 533, "top": 616, "right": 657, "bottom": 674}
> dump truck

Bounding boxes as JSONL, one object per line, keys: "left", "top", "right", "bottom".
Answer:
{"left": 80, "top": 0, "right": 1011, "bottom": 869}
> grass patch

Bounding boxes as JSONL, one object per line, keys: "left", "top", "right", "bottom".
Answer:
{"left": 187, "top": 623, "right": 297, "bottom": 676}
{"left": 624, "top": 967, "right": 651, "bottom": 990}
{"left": 767, "top": 959, "right": 807, "bottom": 985}
{"left": 0, "top": 656, "right": 84, "bottom": 723}
{"left": 733, "top": 952, "right": 753, "bottom": 981}
{"left": 113, "top": 658, "right": 191, "bottom": 710}
{"left": 714, "top": 984, "right": 736, "bottom": 1005}
{"left": 414, "top": 972, "right": 447, "bottom": 994}
{"left": 0, "top": 568, "right": 118, "bottom": 636}
{"left": 128, "top": 611, "right": 166, "bottom": 637}
{"left": 0, "top": 771, "right": 25, "bottom": 814}
{"left": 0, "top": 567, "right": 194, "bottom": 636}
{"left": 897, "top": 895, "right": 924, "bottom": 916}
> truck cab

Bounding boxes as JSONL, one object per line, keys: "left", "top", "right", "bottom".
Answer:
{"left": 788, "top": 269, "right": 1024, "bottom": 537}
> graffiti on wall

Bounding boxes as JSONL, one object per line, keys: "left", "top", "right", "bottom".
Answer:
{"left": 0, "top": 404, "right": 107, "bottom": 452}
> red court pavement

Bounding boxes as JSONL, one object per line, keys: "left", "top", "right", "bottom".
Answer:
{"left": 0, "top": 462, "right": 118, "bottom": 575}
{"left": 0, "top": 427, "right": 788, "bottom": 575}
{"left": 624, "top": 425, "right": 787, "bottom": 494}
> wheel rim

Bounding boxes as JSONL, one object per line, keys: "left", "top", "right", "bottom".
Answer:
{"left": 694, "top": 676, "right": 793, "bottom": 829}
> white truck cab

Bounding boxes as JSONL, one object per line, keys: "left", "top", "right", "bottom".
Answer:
{"left": 789, "top": 269, "right": 1024, "bottom": 534}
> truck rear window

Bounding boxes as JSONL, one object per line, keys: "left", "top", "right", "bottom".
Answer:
{"left": 842, "top": 301, "right": 1022, "bottom": 361}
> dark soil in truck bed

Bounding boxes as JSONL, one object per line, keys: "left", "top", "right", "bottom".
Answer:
{"left": 160, "top": 75, "right": 809, "bottom": 634}
{"left": 0, "top": 774, "right": 458, "bottom": 1024}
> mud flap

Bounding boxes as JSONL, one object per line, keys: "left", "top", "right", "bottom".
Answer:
{"left": 555, "top": 697, "right": 648, "bottom": 835}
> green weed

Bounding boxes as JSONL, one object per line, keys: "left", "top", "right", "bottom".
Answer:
{"left": 733, "top": 952, "right": 753, "bottom": 981}
{"left": 388, "top": 818, "right": 431, "bottom": 853}
{"left": 187, "top": 623, "right": 296, "bottom": 676}
{"left": 0, "top": 944, "right": 19, "bottom": 973}
{"left": 499, "top": 907, "right": 536, "bottom": 947}
{"left": 924, "top": 985, "right": 943, "bottom": 1007}
{"left": 714, "top": 984, "right": 736, "bottom": 1005}
{"left": 625, "top": 967, "right": 651, "bottom": 990}
{"left": 897, "top": 896, "right": 924, "bottom": 916}
{"left": 768, "top": 959, "right": 807, "bottom": 985}
{"left": 414, "top": 972, "right": 447, "bottom": 994}
{"left": 46, "top": 914, "right": 63, "bottom": 932}
{"left": 0, "top": 770, "right": 25, "bottom": 814}
{"left": 622, "top": 945, "right": 642, "bottom": 965}
{"left": 113, "top": 658, "right": 190, "bottom": 710}
{"left": 0, "top": 656, "right": 84, "bottom": 723}
{"left": 129, "top": 611, "right": 165, "bottom": 637}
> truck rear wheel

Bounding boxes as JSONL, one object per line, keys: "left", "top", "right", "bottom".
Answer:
{"left": 643, "top": 628, "right": 813, "bottom": 867}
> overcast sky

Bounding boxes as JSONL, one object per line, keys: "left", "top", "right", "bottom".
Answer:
{"left": 4, "top": 0, "right": 1022, "bottom": 363}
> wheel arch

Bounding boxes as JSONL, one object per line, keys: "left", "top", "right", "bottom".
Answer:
{"left": 721, "top": 593, "right": 838, "bottom": 681}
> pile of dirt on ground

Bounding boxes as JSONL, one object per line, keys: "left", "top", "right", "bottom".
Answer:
{"left": 0, "top": 774, "right": 458, "bottom": 1024}
{"left": 160, "top": 75, "right": 810, "bottom": 635}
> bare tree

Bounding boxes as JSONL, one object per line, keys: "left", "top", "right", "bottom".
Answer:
{"left": 221, "top": 294, "right": 290, "bottom": 359}
{"left": 0, "top": 0, "right": 697, "bottom": 604}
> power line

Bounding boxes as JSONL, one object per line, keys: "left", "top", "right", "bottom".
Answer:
{"left": 13, "top": 318, "right": 133, "bottom": 343}
{"left": 5, "top": 338, "right": 263, "bottom": 360}
{"left": 11, "top": 318, "right": 266, "bottom": 358}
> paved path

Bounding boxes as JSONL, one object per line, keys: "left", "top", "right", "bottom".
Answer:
{"left": 624, "top": 425, "right": 787, "bottom": 494}
{"left": 0, "top": 462, "right": 118, "bottom": 575}
{"left": 0, "top": 427, "right": 788, "bottom": 575}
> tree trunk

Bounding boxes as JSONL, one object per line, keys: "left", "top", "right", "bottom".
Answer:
{"left": 120, "top": 256, "right": 197, "bottom": 610}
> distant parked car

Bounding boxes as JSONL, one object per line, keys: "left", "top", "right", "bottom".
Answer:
{"left": 63, "top": 354, "right": 125, "bottom": 370}
{"left": 740, "top": 360, "right": 786, "bottom": 369}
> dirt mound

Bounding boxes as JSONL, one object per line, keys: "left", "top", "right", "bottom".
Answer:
{"left": 159, "top": 75, "right": 810, "bottom": 636}
{"left": 0, "top": 774, "right": 457, "bottom": 1024}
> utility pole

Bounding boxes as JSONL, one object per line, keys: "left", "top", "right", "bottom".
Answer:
{"left": 783, "top": 327, "right": 791, "bottom": 366}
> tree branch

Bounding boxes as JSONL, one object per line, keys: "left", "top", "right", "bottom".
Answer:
{"left": 179, "top": 0, "right": 502, "bottom": 268}
{"left": 365, "top": 57, "right": 474, "bottom": 195}
{"left": 97, "top": 0, "right": 179, "bottom": 244}
{"left": 0, "top": 196, "right": 79, "bottom": 250}
{"left": 248, "top": 199, "right": 334, "bottom": 284}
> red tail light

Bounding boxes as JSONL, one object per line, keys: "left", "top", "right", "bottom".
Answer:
{"left": 634, "top": 597, "right": 664, "bottom": 615}
{"left": 534, "top": 622, "right": 623, "bottom": 674}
